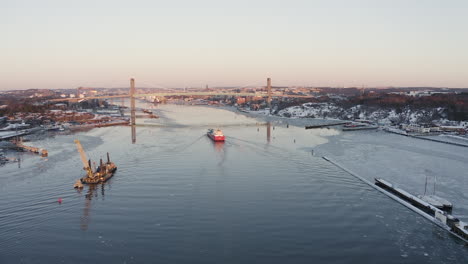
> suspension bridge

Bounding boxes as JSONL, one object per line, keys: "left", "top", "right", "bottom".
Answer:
{"left": 49, "top": 78, "right": 314, "bottom": 103}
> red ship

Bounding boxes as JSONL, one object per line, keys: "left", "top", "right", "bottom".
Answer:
{"left": 207, "top": 128, "right": 225, "bottom": 142}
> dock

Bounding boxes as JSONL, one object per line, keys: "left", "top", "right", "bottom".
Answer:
{"left": 305, "top": 122, "right": 350, "bottom": 129}
{"left": 342, "top": 126, "right": 379, "bottom": 131}
{"left": 13, "top": 139, "right": 48, "bottom": 157}
{"left": 96, "top": 121, "right": 130, "bottom": 127}
{"left": 410, "top": 135, "right": 468, "bottom": 148}
{"left": 134, "top": 114, "right": 159, "bottom": 119}
{"left": 0, "top": 130, "right": 30, "bottom": 140}
{"left": 383, "top": 128, "right": 468, "bottom": 148}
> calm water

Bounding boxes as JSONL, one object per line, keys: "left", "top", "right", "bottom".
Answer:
{"left": 1, "top": 104, "right": 467, "bottom": 264}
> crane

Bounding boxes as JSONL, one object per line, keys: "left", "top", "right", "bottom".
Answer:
{"left": 74, "top": 140, "right": 94, "bottom": 179}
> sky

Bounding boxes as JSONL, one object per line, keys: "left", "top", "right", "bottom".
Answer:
{"left": 1, "top": 0, "right": 468, "bottom": 90}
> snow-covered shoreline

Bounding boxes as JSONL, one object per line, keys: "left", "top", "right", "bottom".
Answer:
{"left": 276, "top": 102, "right": 467, "bottom": 127}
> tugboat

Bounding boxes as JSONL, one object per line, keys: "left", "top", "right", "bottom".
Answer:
{"left": 207, "top": 128, "right": 225, "bottom": 142}
{"left": 73, "top": 140, "right": 117, "bottom": 188}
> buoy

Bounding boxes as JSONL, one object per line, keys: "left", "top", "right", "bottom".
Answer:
{"left": 58, "top": 198, "right": 62, "bottom": 204}
{"left": 294, "top": 139, "right": 296, "bottom": 143}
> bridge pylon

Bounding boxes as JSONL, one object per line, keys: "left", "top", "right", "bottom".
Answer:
{"left": 267, "top": 78, "right": 272, "bottom": 113}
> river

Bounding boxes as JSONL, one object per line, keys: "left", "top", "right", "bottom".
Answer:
{"left": 0, "top": 103, "right": 467, "bottom": 263}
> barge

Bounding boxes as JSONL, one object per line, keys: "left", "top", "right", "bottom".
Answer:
{"left": 74, "top": 140, "right": 117, "bottom": 188}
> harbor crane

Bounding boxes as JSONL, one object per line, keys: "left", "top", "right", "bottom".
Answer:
{"left": 74, "top": 140, "right": 94, "bottom": 179}
{"left": 73, "top": 139, "right": 117, "bottom": 188}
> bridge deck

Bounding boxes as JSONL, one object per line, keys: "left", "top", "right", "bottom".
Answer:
{"left": 49, "top": 92, "right": 314, "bottom": 102}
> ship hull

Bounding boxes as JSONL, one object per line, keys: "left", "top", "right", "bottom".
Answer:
{"left": 207, "top": 133, "right": 225, "bottom": 142}
{"left": 81, "top": 167, "right": 117, "bottom": 184}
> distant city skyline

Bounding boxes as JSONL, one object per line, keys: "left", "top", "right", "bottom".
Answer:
{"left": 1, "top": 0, "right": 468, "bottom": 90}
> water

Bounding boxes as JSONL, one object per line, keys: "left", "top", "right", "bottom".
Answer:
{"left": 0, "top": 104, "right": 467, "bottom": 263}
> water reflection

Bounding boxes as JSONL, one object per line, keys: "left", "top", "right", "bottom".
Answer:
{"left": 131, "top": 124, "right": 136, "bottom": 144}
{"left": 79, "top": 184, "right": 105, "bottom": 231}
{"left": 3, "top": 103, "right": 468, "bottom": 263}
{"left": 267, "top": 122, "right": 271, "bottom": 143}
{"left": 213, "top": 141, "right": 224, "bottom": 152}
{"left": 256, "top": 122, "right": 273, "bottom": 143}
{"left": 212, "top": 141, "right": 226, "bottom": 166}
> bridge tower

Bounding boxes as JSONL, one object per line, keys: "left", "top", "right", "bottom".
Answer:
{"left": 267, "top": 77, "right": 272, "bottom": 113}
{"left": 130, "top": 78, "right": 136, "bottom": 125}
{"left": 76, "top": 87, "right": 83, "bottom": 98}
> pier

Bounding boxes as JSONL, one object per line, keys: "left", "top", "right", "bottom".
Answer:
{"left": 13, "top": 138, "right": 48, "bottom": 157}
{"left": 305, "top": 122, "right": 350, "bottom": 129}
{"left": 342, "top": 126, "right": 379, "bottom": 131}
{"left": 0, "top": 130, "right": 30, "bottom": 140}
{"left": 383, "top": 128, "right": 468, "bottom": 148}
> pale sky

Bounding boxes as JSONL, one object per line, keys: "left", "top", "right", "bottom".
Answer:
{"left": 1, "top": 0, "right": 467, "bottom": 90}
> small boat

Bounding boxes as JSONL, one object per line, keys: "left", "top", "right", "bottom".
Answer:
{"left": 207, "top": 129, "right": 225, "bottom": 142}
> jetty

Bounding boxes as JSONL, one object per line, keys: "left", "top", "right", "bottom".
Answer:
{"left": 342, "top": 126, "right": 379, "bottom": 131}
{"left": 96, "top": 121, "right": 130, "bottom": 127}
{"left": 0, "top": 130, "right": 30, "bottom": 140}
{"left": 12, "top": 138, "right": 48, "bottom": 157}
{"left": 305, "top": 122, "right": 350, "bottom": 129}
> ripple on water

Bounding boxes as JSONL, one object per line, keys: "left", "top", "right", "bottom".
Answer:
{"left": 1, "top": 104, "right": 468, "bottom": 263}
